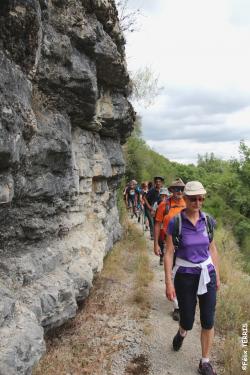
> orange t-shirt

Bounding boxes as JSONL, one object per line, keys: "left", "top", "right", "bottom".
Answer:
{"left": 155, "top": 198, "right": 186, "bottom": 240}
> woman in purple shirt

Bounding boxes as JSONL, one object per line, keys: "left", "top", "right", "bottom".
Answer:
{"left": 164, "top": 181, "right": 220, "bottom": 375}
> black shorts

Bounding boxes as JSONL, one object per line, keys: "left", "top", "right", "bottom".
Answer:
{"left": 174, "top": 271, "right": 217, "bottom": 330}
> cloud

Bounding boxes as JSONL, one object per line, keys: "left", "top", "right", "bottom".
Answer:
{"left": 229, "top": 0, "right": 250, "bottom": 26}
{"left": 127, "top": 0, "right": 250, "bottom": 90}
{"left": 168, "top": 87, "right": 250, "bottom": 114}
{"left": 138, "top": 87, "right": 250, "bottom": 144}
{"left": 143, "top": 120, "right": 250, "bottom": 143}
{"left": 125, "top": 0, "right": 250, "bottom": 163}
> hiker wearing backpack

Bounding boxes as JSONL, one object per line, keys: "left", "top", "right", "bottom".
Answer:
{"left": 140, "top": 182, "right": 149, "bottom": 230}
{"left": 125, "top": 180, "right": 138, "bottom": 217}
{"left": 144, "top": 176, "right": 164, "bottom": 240}
{"left": 154, "top": 178, "right": 186, "bottom": 260}
{"left": 164, "top": 181, "right": 220, "bottom": 375}
{"left": 153, "top": 186, "right": 171, "bottom": 263}
{"left": 154, "top": 178, "right": 186, "bottom": 320}
{"left": 135, "top": 181, "right": 145, "bottom": 223}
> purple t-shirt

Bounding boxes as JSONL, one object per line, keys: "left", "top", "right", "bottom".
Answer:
{"left": 168, "top": 210, "right": 215, "bottom": 275}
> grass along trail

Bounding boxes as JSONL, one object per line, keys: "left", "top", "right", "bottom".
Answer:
{"left": 33, "top": 217, "right": 223, "bottom": 375}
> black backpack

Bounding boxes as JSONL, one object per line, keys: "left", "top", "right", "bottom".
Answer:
{"left": 172, "top": 212, "right": 214, "bottom": 249}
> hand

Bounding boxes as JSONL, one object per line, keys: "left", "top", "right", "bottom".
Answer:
{"left": 165, "top": 282, "right": 176, "bottom": 301}
{"left": 154, "top": 243, "right": 161, "bottom": 256}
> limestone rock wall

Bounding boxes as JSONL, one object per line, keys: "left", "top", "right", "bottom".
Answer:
{"left": 0, "top": 1, "right": 135, "bottom": 373}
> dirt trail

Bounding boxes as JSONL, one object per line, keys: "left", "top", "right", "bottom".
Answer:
{"left": 34, "top": 220, "right": 222, "bottom": 375}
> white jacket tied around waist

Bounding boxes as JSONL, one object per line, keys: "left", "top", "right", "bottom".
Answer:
{"left": 172, "top": 256, "right": 214, "bottom": 295}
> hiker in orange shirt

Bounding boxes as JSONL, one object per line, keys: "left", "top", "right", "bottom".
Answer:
{"left": 154, "top": 178, "right": 186, "bottom": 320}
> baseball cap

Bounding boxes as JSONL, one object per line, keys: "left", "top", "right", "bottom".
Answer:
{"left": 154, "top": 176, "right": 164, "bottom": 182}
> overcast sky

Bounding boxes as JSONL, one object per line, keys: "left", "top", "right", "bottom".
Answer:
{"left": 125, "top": 0, "right": 250, "bottom": 164}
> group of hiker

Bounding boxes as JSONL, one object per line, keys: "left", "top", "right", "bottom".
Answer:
{"left": 124, "top": 177, "right": 220, "bottom": 375}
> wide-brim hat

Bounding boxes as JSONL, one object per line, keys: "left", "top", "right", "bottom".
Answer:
{"left": 168, "top": 178, "right": 185, "bottom": 188}
{"left": 184, "top": 181, "right": 206, "bottom": 195}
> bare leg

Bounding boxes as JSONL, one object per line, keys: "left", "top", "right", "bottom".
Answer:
{"left": 179, "top": 325, "right": 187, "bottom": 337}
{"left": 201, "top": 327, "right": 214, "bottom": 357}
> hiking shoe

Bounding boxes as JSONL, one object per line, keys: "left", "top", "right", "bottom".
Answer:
{"left": 172, "top": 308, "right": 180, "bottom": 321}
{"left": 159, "top": 255, "right": 164, "bottom": 265}
{"left": 198, "top": 360, "right": 217, "bottom": 375}
{"left": 172, "top": 330, "right": 185, "bottom": 351}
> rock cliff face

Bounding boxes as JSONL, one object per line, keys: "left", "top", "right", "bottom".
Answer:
{"left": 0, "top": 1, "right": 135, "bottom": 373}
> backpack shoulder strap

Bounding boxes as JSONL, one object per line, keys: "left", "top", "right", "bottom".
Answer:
{"left": 172, "top": 213, "right": 182, "bottom": 248}
{"left": 203, "top": 212, "right": 214, "bottom": 242}
{"left": 164, "top": 200, "right": 170, "bottom": 216}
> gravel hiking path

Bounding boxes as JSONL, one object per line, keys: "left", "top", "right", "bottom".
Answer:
{"left": 34, "top": 220, "right": 222, "bottom": 375}
{"left": 110, "top": 221, "right": 222, "bottom": 375}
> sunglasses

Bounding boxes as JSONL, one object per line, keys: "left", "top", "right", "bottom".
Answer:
{"left": 186, "top": 196, "right": 205, "bottom": 202}
{"left": 171, "top": 187, "right": 184, "bottom": 192}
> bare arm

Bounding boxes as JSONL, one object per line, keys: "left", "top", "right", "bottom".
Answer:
{"left": 140, "top": 193, "right": 143, "bottom": 205}
{"left": 143, "top": 196, "right": 151, "bottom": 210}
{"left": 164, "top": 234, "right": 176, "bottom": 301}
{"left": 125, "top": 193, "right": 128, "bottom": 207}
{"left": 209, "top": 239, "right": 220, "bottom": 290}
{"left": 154, "top": 221, "right": 161, "bottom": 255}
